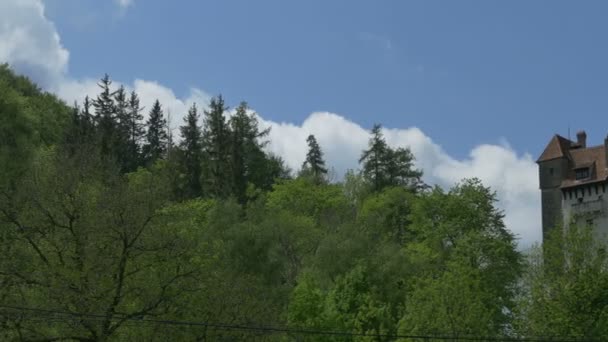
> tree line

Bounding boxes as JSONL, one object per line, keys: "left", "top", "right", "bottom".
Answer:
{"left": 1, "top": 64, "right": 607, "bottom": 341}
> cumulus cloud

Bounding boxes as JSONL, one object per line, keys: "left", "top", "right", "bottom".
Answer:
{"left": 259, "top": 112, "right": 541, "bottom": 248}
{"left": 0, "top": 0, "right": 541, "bottom": 248}
{"left": 0, "top": 0, "right": 69, "bottom": 88}
{"left": 56, "top": 77, "right": 211, "bottom": 132}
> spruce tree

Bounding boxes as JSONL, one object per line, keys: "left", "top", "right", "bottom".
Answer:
{"left": 82, "top": 96, "right": 94, "bottom": 132}
{"left": 360, "top": 123, "right": 425, "bottom": 192}
{"left": 92, "top": 74, "right": 117, "bottom": 158}
{"left": 386, "top": 147, "right": 425, "bottom": 192}
{"left": 300, "top": 134, "right": 328, "bottom": 184}
{"left": 66, "top": 97, "right": 95, "bottom": 147}
{"left": 201, "top": 95, "right": 232, "bottom": 198}
{"left": 143, "top": 99, "right": 168, "bottom": 165}
{"left": 229, "top": 102, "right": 270, "bottom": 202}
{"left": 125, "top": 91, "right": 145, "bottom": 171}
{"left": 359, "top": 124, "right": 390, "bottom": 192}
{"left": 178, "top": 103, "right": 203, "bottom": 199}
{"left": 113, "top": 85, "right": 131, "bottom": 171}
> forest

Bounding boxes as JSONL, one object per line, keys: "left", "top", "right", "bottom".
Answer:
{"left": 0, "top": 64, "right": 607, "bottom": 341}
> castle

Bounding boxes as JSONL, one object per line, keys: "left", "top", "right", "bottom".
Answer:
{"left": 538, "top": 131, "right": 608, "bottom": 237}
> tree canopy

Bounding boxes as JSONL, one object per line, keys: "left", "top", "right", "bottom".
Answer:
{"left": 0, "top": 66, "right": 603, "bottom": 341}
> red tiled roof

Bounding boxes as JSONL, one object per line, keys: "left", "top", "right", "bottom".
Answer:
{"left": 537, "top": 134, "right": 573, "bottom": 162}
{"left": 561, "top": 145, "right": 608, "bottom": 188}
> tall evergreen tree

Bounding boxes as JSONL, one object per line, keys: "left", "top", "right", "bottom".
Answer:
{"left": 143, "top": 99, "right": 168, "bottom": 164}
{"left": 92, "top": 74, "right": 117, "bottom": 158}
{"left": 114, "top": 85, "right": 129, "bottom": 126}
{"left": 386, "top": 147, "right": 425, "bottom": 192}
{"left": 359, "top": 124, "right": 390, "bottom": 192}
{"left": 178, "top": 103, "right": 203, "bottom": 199}
{"left": 360, "top": 123, "right": 425, "bottom": 192}
{"left": 65, "top": 97, "right": 95, "bottom": 152}
{"left": 300, "top": 134, "right": 328, "bottom": 184}
{"left": 113, "top": 85, "right": 131, "bottom": 171}
{"left": 82, "top": 95, "right": 94, "bottom": 133}
{"left": 202, "top": 95, "right": 232, "bottom": 198}
{"left": 124, "top": 91, "right": 145, "bottom": 171}
{"left": 229, "top": 102, "right": 270, "bottom": 202}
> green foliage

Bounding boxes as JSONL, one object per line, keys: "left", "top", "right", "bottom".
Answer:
{"left": 267, "top": 178, "right": 350, "bottom": 227}
{"left": 404, "top": 179, "right": 522, "bottom": 331}
{"left": 398, "top": 259, "right": 496, "bottom": 338}
{"left": 0, "top": 65, "right": 70, "bottom": 187}
{"left": 300, "top": 134, "right": 329, "bottom": 184}
{"left": 2, "top": 66, "right": 596, "bottom": 342}
{"left": 120, "top": 89, "right": 145, "bottom": 172}
{"left": 202, "top": 95, "right": 232, "bottom": 198}
{"left": 0, "top": 148, "right": 198, "bottom": 340}
{"left": 359, "top": 124, "right": 424, "bottom": 193}
{"left": 358, "top": 187, "right": 416, "bottom": 244}
{"left": 177, "top": 103, "right": 203, "bottom": 199}
{"left": 93, "top": 74, "right": 119, "bottom": 158}
{"left": 143, "top": 99, "right": 169, "bottom": 164}
{"left": 516, "top": 224, "right": 608, "bottom": 340}
{"left": 229, "top": 101, "right": 272, "bottom": 202}
{"left": 0, "top": 81, "right": 33, "bottom": 183}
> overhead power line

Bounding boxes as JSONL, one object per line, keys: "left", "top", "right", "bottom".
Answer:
{"left": 0, "top": 305, "right": 599, "bottom": 342}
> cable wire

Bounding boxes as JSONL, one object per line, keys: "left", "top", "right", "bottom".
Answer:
{"left": 0, "top": 304, "right": 598, "bottom": 342}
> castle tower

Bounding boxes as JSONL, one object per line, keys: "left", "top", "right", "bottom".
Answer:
{"left": 538, "top": 131, "right": 608, "bottom": 240}
{"left": 537, "top": 134, "right": 572, "bottom": 237}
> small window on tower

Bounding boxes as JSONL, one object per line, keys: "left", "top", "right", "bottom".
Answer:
{"left": 549, "top": 168, "right": 554, "bottom": 175}
{"left": 575, "top": 167, "right": 590, "bottom": 180}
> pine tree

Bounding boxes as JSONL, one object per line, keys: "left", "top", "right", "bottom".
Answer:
{"left": 386, "top": 147, "right": 425, "bottom": 192}
{"left": 229, "top": 102, "right": 270, "bottom": 202}
{"left": 201, "top": 95, "right": 232, "bottom": 198}
{"left": 113, "top": 85, "right": 131, "bottom": 171}
{"left": 359, "top": 123, "right": 426, "bottom": 192}
{"left": 143, "top": 99, "right": 168, "bottom": 165}
{"left": 265, "top": 154, "right": 292, "bottom": 185}
{"left": 114, "top": 85, "right": 129, "bottom": 126}
{"left": 300, "top": 134, "right": 328, "bottom": 184}
{"left": 92, "top": 74, "right": 117, "bottom": 158}
{"left": 178, "top": 103, "right": 203, "bottom": 199}
{"left": 125, "top": 91, "right": 145, "bottom": 171}
{"left": 82, "top": 96, "right": 94, "bottom": 135}
{"left": 359, "top": 124, "right": 390, "bottom": 192}
{"left": 67, "top": 97, "right": 95, "bottom": 146}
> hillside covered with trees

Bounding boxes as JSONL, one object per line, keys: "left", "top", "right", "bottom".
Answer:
{"left": 1, "top": 65, "right": 607, "bottom": 341}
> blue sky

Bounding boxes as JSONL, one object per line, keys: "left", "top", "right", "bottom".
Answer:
{"left": 44, "top": 0, "right": 608, "bottom": 159}
{"left": 3, "top": 0, "right": 608, "bottom": 246}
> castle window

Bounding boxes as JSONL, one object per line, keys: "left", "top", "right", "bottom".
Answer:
{"left": 549, "top": 168, "right": 554, "bottom": 175}
{"left": 589, "top": 187, "right": 592, "bottom": 196}
{"left": 575, "top": 167, "right": 590, "bottom": 180}
{"left": 578, "top": 197, "right": 584, "bottom": 204}
{"left": 595, "top": 185, "right": 599, "bottom": 195}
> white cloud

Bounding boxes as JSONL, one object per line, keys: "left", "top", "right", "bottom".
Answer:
{"left": 56, "top": 77, "right": 211, "bottom": 132}
{"left": 260, "top": 112, "right": 541, "bottom": 248}
{"left": 0, "top": 0, "right": 542, "bottom": 248}
{"left": 0, "top": 0, "right": 69, "bottom": 87}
